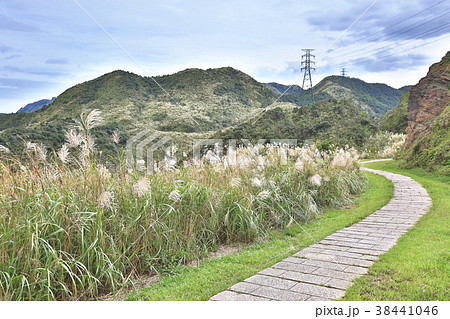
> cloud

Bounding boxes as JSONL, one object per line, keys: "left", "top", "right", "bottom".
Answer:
{"left": 306, "top": 1, "right": 375, "bottom": 31}
{"left": 354, "top": 52, "right": 429, "bottom": 72}
{"left": 0, "top": 14, "right": 40, "bottom": 32}
{"left": 4, "top": 54, "right": 21, "bottom": 60}
{"left": 0, "top": 77, "right": 54, "bottom": 97}
{"left": 3, "top": 66, "right": 68, "bottom": 77}
{"left": 45, "top": 58, "right": 69, "bottom": 65}
{"left": 0, "top": 45, "right": 15, "bottom": 53}
{"left": 0, "top": 85, "right": 19, "bottom": 89}
{"left": 307, "top": 0, "right": 450, "bottom": 42}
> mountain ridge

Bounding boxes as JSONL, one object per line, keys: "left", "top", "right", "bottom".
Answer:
{"left": 0, "top": 66, "right": 407, "bottom": 157}
{"left": 280, "top": 75, "right": 408, "bottom": 118}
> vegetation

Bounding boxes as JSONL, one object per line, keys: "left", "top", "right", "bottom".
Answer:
{"left": 0, "top": 68, "right": 406, "bottom": 157}
{"left": 344, "top": 160, "right": 450, "bottom": 300}
{"left": 214, "top": 99, "right": 377, "bottom": 149}
{"left": 0, "top": 110, "right": 368, "bottom": 300}
{"left": 264, "top": 82, "right": 302, "bottom": 95}
{"left": 0, "top": 68, "right": 274, "bottom": 134}
{"left": 125, "top": 171, "right": 392, "bottom": 300}
{"left": 379, "top": 89, "right": 409, "bottom": 133}
{"left": 400, "top": 105, "right": 450, "bottom": 175}
{"left": 362, "top": 131, "right": 406, "bottom": 159}
{"left": 280, "top": 76, "right": 408, "bottom": 119}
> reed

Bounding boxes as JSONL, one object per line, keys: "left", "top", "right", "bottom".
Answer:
{"left": 0, "top": 110, "right": 367, "bottom": 300}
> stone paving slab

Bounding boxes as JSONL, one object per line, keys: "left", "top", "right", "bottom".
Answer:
{"left": 210, "top": 166, "right": 431, "bottom": 301}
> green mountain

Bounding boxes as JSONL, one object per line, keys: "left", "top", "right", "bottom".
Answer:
{"left": 212, "top": 99, "right": 377, "bottom": 148}
{"left": 379, "top": 89, "right": 410, "bottom": 133}
{"left": 0, "top": 68, "right": 275, "bottom": 133}
{"left": 0, "top": 67, "right": 278, "bottom": 156}
{"left": 264, "top": 82, "right": 302, "bottom": 95}
{"left": 0, "top": 67, "right": 403, "bottom": 158}
{"left": 280, "top": 76, "right": 408, "bottom": 119}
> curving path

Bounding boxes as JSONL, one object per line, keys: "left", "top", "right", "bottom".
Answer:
{"left": 210, "top": 164, "right": 432, "bottom": 301}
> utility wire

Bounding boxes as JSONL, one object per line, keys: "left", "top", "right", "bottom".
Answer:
{"left": 323, "top": 10, "right": 449, "bottom": 62}
{"left": 323, "top": 22, "right": 450, "bottom": 68}
{"left": 272, "top": 0, "right": 379, "bottom": 103}
{"left": 72, "top": 0, "right": 199, "bottom": 125}
{"left": 251, "top": 0, "right": 379, "bottom": 125}
{"left": 316, "top": 0, "right": 447, "bottom": 57}
{"left": 317, "top": 0, "right": 380, "bottom": 61}
{"left": 324, "top": 34, "right": 450, "bottom": 71}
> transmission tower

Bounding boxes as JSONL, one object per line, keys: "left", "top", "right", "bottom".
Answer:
{"left": 340, "top": 68, "right": 347, "bottom": 77}
{"left": 301, "top": 49, "right": 315, "bottom": 99}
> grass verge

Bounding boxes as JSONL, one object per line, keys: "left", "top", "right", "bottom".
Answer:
{"left": 343, "top": 160, "right": 450, "bottom": 300}
{"left": 125, "top": 171, "right": 393, "bottom": 300}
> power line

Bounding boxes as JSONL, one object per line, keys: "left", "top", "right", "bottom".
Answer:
{"left": 271, "top": 0, "right": 379, "bottom": 104}
{"left": 317, "top": 0, "right": 379, "bottom": 61}
{"left": 317, "top": 0, "right": 447, "bottom": 58}
{"left": 71, "top": 0, "right": 200, "bottom": 126}
{"left": 323, "top": 10, "right": 450, "bottom": 62}
{"left": 323, "top": 22, "right": 450, "bottom": 69}
{"left": 324, "top": 33, "right": 450, "bottom": 71}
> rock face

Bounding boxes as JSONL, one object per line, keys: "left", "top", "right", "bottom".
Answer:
{"left": 405, "top": 51, "right": 450, "bottom": 147}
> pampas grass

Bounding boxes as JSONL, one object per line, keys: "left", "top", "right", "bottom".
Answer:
{"left": 0, "top": 110, "right": 367, "bottom": 300}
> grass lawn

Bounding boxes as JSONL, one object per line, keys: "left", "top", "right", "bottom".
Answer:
{"left": 124, "top": 171, "right": 393, "bottom": 301}
{"left": 344, "top": 160, "right": 450, "bottom": 301}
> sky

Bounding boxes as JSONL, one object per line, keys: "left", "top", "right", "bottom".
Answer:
{"left": 0, "top": 0, "right": 449, "bottom": 113}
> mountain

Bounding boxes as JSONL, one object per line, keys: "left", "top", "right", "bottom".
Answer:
{"left": 0, "top": 68, "right": 275, "bottom": 134}
{"left": 264, "top": 82, "right": 302, "bottom": 95}
{"left": 0, "top": 67, "right": 278, "bottom": 156}
{"left": 17, "top": 97, "right": 56, "bottom": 113}
{"left": 212, "top": 99, "right": 377, "bottom": 148}
{"left": 280, "top": 76, "right": 407, "bottom": 119}
{"left": 379, "top": 89, "right": 410, "bottom": 133}
{"left": 0, "top": 66, "right": 405, "bottom": 158}
{"left": 402, "top": 51, "right": 450, "bottom": 174}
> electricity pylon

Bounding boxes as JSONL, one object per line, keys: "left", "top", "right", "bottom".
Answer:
{"left": 340, "top": 68, "right": 347, "bottom": 77}
{"left": 301, "top": 49, "right": 315, "bottom": 100}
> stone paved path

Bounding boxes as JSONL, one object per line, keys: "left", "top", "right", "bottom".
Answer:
{"left": 210, "top": 166, "right": 432, "bottom": 301}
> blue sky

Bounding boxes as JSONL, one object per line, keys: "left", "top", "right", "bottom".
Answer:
{"left": 0, "top": 0, "right": 449, "bottom": 113}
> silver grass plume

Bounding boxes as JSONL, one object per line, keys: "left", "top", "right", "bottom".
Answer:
{"left": 0, "top": 145, "right": 10, "bottom": 154}
{"left": 65, "top": 129, "right": 83, "bottom": 148}
{"left": 57, "top": 144, "right": 71, "bottom": 164}
{"left": 111, "top": 130, "right": 120, "bottom": 144}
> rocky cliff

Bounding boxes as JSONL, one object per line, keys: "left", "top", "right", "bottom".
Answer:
{"left": 402, "top": 51, "right": 450, "bottom": 173}
{"left": 405, "top": 51, "right": 450, "bottom": 147}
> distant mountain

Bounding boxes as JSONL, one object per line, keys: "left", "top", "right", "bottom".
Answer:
{"left": 398, "top": 85, "right": 412, "bottom": 92}
{"left": 264, "top": 82, "right": 302, "bottom": 95}
{"left": 17, "top": 97, "right": 56, "bottom": 113}
{"left": 280, "top": 76, "right": 407, "bottom": 119}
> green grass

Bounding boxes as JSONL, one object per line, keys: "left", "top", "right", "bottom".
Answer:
{"left": 125, "top": 171, "right": 393, "bottom": 300}
{"left": 344, "top": 160, "right": 450, "bottom": 300}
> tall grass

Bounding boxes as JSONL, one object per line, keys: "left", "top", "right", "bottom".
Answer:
{"left": 361, "top": 131, "right": 406, "bottom": 158}
{"left": 0, "top": 110, "right": 367, "bottom": 300}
